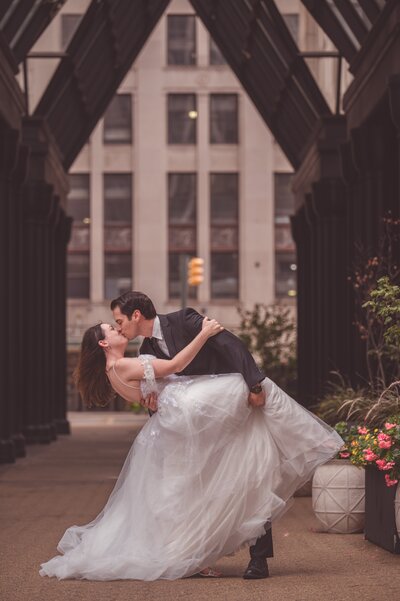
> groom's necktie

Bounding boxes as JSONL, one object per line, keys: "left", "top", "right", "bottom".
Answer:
{"left": 151, "top": 336, "right": 170, "bottom": 358}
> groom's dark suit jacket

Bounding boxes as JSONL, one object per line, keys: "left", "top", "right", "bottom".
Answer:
{"left": 139, "top": 308, "right": 264, "bottom": 390}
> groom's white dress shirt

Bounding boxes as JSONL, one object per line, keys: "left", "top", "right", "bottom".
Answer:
{"left": 151, "top": 316, "right": 170, "bottom": 357}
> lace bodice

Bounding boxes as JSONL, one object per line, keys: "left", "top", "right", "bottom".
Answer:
{"left": 138, "top": 354, "right": 159, "bottom": 397}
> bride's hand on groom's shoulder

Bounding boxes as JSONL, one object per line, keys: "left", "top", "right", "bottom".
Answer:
{"left": 201, "top": 316, "right": 224, "bottom": 337}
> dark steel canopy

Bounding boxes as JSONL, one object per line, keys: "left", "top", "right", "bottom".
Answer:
{"left": 0, "top": 0, "right": 388, "bottom": 170}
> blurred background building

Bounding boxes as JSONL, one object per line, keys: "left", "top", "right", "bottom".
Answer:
{"left": 25, "top": 0, "right": 350, "bottom": 408}
{"left": 1, "top": 0, "right": 397, "bottom": 458}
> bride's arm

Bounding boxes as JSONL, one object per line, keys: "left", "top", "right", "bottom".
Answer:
{"left": 115, "top": 317, "right": 223, "bottom": 383}
{"left": 151, "top": 317, "right": 223, "bottom": 378}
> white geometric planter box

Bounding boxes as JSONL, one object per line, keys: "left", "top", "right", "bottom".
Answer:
{"left": 312, "top": 459, "right": 365, "bottom": 533}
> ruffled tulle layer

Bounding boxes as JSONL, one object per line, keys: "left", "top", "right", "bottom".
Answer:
{"left": 40, "top": 374, "right": 343, "bottom": 581}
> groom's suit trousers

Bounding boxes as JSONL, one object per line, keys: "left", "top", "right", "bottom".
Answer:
{"left": 250, "top": 525, "right": 273, "bottom": 559}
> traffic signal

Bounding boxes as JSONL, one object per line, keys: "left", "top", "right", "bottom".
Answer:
{"left": 187, "top": 257, "right": 204, "bottom": 286}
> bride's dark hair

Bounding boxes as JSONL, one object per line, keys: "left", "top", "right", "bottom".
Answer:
{"left": 73, "top": 324, "right": 115, "bottom": 408}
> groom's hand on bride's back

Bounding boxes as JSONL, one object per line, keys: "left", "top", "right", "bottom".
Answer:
{"left": 139, "top": 393, "right": 158, "bottom": 413}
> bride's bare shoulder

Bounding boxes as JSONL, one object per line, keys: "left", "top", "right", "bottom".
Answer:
{"left": 114, "top": 357, "right": 142, "bottom": 376}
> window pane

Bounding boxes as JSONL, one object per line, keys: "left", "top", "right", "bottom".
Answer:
{"left": 211, "top": 253, "right": 238, "bottom": 298}
{"left": 210, "top": 173, "right": 238, "bottom": 224}
{"left": 168, "top": 173, "right": 196, "bottom": 224}
{"left": 67, "top": 253, "right": 89, "bottom": 298}
{"left": 274, "top": 173, "right": 294, "bottom": 224}
{"left": 104, "top": 174, "right": 132, "bottom": 223}
{"left": 168, "top": 94, "right": 197, "bottom": 144}
{"left": 282, "top": 14, "right": 299, "bottom": 44}
{"left": 104, "top": 95, "right": 132, "bottom": 143}
{"left": 167, "top": 15, "right": 196, "bottom": 65}
{"left": 61, "top": 14, "right": 81, "bottom": 50}
{"left": 104, "top": 254, "right": 132, "bottom": 299}
{"left": 210, "top": 95, "right": 238, "bottom": 144}
{"left": 275, "top": 252, "right": 297, "bottom": 298}
{"left": 169, "top": 253, "right": 196, "bottom": 299}
{"left": 67, "top": 174, "right": 90, "bottom": 223}
{"left": 69, "top": 227, "right": 90, "bottom": 251}
{"left": 104, "top": 227, "right": 132, "bottom": 250}
{"left": 209, "top": 38, "right": 226, "bottom": 65}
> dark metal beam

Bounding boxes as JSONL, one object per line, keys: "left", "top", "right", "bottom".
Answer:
{"left": 358, "top": 0, "right": 382, "bottom": 24}
{"left": 300, "top": 0, "right": 357, "bottom": 63}
{"left": 1, "top": 0, "right": 35, "bottom": 45}
{"left": 190, "top": 0, "right": 331, "bottom": 168}
{"left": 35, "top": 0, "right": 170, "bottom": 169}
{"left": 332, "top": 0, "right": 369, "bottom": 44}
{"left": 12, "top": 0, "right": 67, "bottom": 63}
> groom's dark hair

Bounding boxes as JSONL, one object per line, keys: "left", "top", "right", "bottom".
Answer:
{"left": 110, "top": 291, "right": 157, "bottom": 320}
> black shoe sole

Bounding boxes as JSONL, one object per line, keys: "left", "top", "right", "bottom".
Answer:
{"left": 243, "top": 572, "right": 269, "bottom": 580}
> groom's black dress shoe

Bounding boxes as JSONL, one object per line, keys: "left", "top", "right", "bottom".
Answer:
{"left": 243, "top": 558, "right": 270, "bottom": 579}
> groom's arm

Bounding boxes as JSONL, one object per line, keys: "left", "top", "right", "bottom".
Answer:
{"left": 182, "top": 308, "right": 266, "bottom": 403}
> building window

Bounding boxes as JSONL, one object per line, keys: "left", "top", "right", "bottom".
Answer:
{"left": 167, "top": 15, "right": 196, "bottom": 65}
{"left": 67, "top": 174, "right": 90, "bottom": 299}
{"left": 274, "top": 173, "right": 296, "bottom": 298}
{"left": 168, "top": 173, "right": 197, "bottom": 298}
{"left": 103, "top": 94, "right": 132, "bottom": 144}
{"left": 210, "top": 94, "right": 238, "bottom": 144}
{"left": 275, "top": 253, "right": 297, "bottom": 298}
{"left": 209, "top": 38, "right": 226, "bottom": 65}
{"left": 282, "top": 14, "right": 299, "bottom": 44}
{"left": 210, "top": 173, "right": 239, "bottom": 298}
{"left": 275, "top": 173, "right": 295, "bottom": 225}
{"left": 67, "top": 254, "right": 90, "bottom": 299}
{"left": 168, "top": 94, "right": 197, "bottom": 144}
{"left": 104, "top": 174, "right": 132, "bottom": 299}
{"left": 61, "top": 14, "right": 82, "bottom": 50}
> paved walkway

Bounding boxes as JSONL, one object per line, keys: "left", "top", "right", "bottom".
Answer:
{"left": 1, "top": 412, "right": 399, "bottom": 601}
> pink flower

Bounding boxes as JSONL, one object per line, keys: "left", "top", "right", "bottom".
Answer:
{"left": 363, "top": 449, "right": 378, "bottom": 461}
{"left": 385, "top": 423, "right": 397, "bottom": 430}
{"left": 358, "top": 427, "right": 368, "bottom": 435}
{"left": 385, "top": 474, "right": 398, "bottom": 487}
{"left": 340, "top": 452, "right": 350, "bottom": 458}
{"left": 383, "top": 461, "right": 396, "bottom": 471}
{"left": 376, "top": 459, "right": 387, "bottom": 470}
{"left": 377, "top": 433, "right": 392, "bottom": 449}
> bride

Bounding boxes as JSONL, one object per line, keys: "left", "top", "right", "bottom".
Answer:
{"left": 40, "top": 317, "right": 343, "bottom": 581}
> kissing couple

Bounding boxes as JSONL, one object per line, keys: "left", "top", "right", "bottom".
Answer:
{"left": 40, "top": 291, "right": 343, "bottom": 581}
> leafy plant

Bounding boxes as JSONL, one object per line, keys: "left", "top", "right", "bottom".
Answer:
{"left": 351, "top": 216, "right": 400, "bottom": 389}
{"left": 312, "top": 371, "right": 373, "bottom": 425}
{"left": 237, "top": 303, "right": 297, "bottom": 396}
{"left": 363, "top": 276, "right": 400, "bottom": 358}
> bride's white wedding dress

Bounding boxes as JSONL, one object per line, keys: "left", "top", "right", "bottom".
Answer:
{"left": 40, "top": 356, "right": 343, "bottom": 581}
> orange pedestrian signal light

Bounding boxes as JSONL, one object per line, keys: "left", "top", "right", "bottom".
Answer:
{"left": 187, "top": 257, "right": 204, "bottom": 286}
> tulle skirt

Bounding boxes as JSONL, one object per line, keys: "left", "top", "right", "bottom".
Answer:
{"left": 40, "top": 374, "right": 343, "bottom": 580}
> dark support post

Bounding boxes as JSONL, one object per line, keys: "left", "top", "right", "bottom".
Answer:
{"left": 0, "top": 122, "right": 19, "bottom": 462}
{"left": 54, "top": 211, "right": 72, "bottom": 434}
{"left": 23, "top": 183, "right": 56, "bottom": 444}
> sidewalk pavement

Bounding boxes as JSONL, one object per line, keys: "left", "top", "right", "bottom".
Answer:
{"left": 1, "top": 412, "right": 399, "bottom": 601}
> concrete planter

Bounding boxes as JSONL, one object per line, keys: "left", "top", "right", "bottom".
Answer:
{"left": 312, "top": 459, "right": 365, "bottom": 533}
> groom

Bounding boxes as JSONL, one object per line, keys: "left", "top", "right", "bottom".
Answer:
{"left": 111, "top": 290, "right": 273, "bottom": 579}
